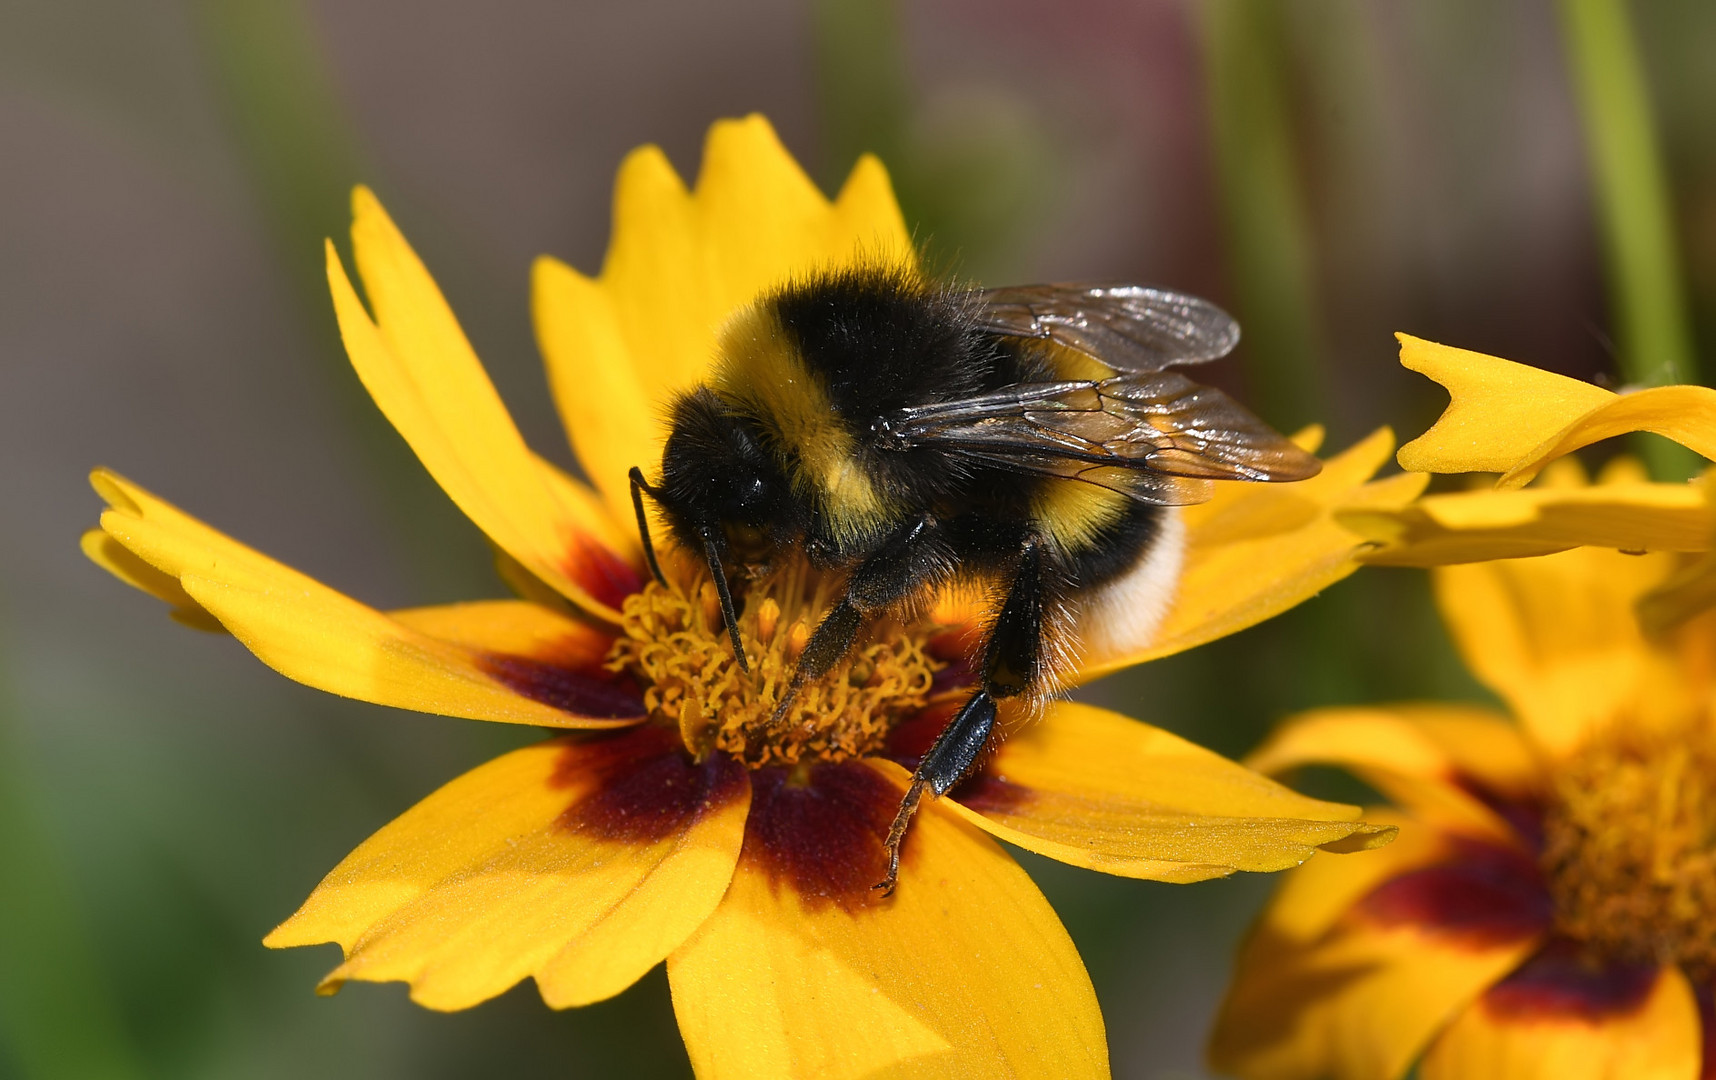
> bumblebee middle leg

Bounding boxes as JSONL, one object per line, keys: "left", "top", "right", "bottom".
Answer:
{"left": 770, "top": 513, "right": 949, "bottom": 723}
{"left": 877, "top": 540, "right": 1052, "bottom": 894}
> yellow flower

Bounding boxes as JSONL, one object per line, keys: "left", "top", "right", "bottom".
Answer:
{"left": 1342, "top": 334, "right": 1716, "bottom": 570}
{"left": 1209, "top": 518, "right": 1716, "bottom": 1080}
{"left": 86, "top": 115, "right": 1413, "bottom": 1077}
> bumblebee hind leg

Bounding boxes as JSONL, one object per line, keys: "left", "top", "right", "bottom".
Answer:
{"left": 877, "top": 541, "right": 1051, "bottom": 894}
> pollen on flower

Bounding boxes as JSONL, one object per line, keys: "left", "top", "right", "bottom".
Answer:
{"left": 1541, "top": 720, "right": 1716, "bottom": 978}
{"left": 604, "top": 558, "right": 942, "bottom": 769}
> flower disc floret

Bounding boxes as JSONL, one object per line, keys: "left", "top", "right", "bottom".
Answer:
{"left": 605, "top": 561, "right": 941, "bottom": 769}
{"left": 1542, "top": 721, "right": 1716, "bottom": 978}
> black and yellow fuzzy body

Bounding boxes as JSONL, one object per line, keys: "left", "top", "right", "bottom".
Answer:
{"left": 637, "top": 265, "right": 1319, "bottom": 891}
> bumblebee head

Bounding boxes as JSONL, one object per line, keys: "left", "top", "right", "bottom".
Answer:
{"left": 655, "top": 387, "right": 794, "bottom": 561}
{"left": 627, "top": 388, "right": 797, "bottom": 674}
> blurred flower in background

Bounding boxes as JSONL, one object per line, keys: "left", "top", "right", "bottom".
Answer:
{"left": 87, "top": 115, "right": 1404, "bottom": 1078}
{"left": 1210, "top": 537, "right": 1716, "bottom": 1080}
{"left": 5, "top": 0, "right": 1716, "bottom": 1077}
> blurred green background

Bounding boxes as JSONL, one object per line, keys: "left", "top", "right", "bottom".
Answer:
{"left": 2, "top": 1, "right": 1712, "bottom": 1076}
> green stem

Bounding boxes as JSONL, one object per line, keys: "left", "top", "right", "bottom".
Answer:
{"left": 1200, "top": 0, "right": 1326, "bottom": 433}
{"left": 1558, "top": 0, "right": 1700, "bottom": 479}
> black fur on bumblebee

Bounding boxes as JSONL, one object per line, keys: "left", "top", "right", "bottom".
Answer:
{"left": 630, "top": 265, "right": 1320, "bottom": 894}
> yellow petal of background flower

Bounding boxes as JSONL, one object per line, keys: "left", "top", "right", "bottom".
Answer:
{"left": 668, "top": 778, "right": 1106, "bottom": 1080}
{"left": 533, "top": 114, "right": 913, "bottom": 528}
{"left": 1080, "top": 427, "right": 1427, "bottom": 677}
{"left": 331, "top": 191, "right": 637, "bottom": 622}
{"left": 1637, "top": 548, "right": 1716, "bottom": 634}
{"left": 1246, "top": 704, "right": 1541, "bottom": 845}
{"left": 1208, "top": 816, "right": 1544, "bottom": 1080}
{"left": 266, "top": 730, "right": 749, "bottom": 1011}
{"left": 89, "top": 469, "right": 637, "bottom": 728}
{"left": 927, "top": 703, "right": 1391, "bottom": 882}
{"left": 1497, "top": 383, "right": 1716, "bottom": 489}
{"left": 1394, "top": 334, "right": 1615, "bottom": 474}
{"left": 1419, "top": 960, "right": 1700, "bottom": 1080}
{"left": 1433, "top": 547, "right": 1672, "bottom": 757}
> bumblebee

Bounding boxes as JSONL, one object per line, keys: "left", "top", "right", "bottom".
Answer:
{"left": 629, "top": 267, "right": 1318, "bottom": 891}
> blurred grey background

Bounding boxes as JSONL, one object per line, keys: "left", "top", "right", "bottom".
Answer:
{"left": 3, "top": 1, "right": 1712, "bottom": 1077}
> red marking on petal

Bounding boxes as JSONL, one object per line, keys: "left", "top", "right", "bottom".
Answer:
{"left": 927, "top": 623, "right": 981, "bottom": 668}
{"left": 742, "top": 761, "right": 903, "bottom": 912}
{"left": 478, "top": 640, "right": 645, "bottom": 719}
{"left": 1357, "top": 835, "right": 1552, "bottom": 947}
{"left": 881, "top": 698, "right": 1022, "bottom": 812}
{"left": 552, "top": 725, "right": 747, "bottom": 843}
{"left": 945, "top": 769, "right": 1034, "bottom": 816}
{"left": 1452, "top": 772, "right": 1547, "bottom": 851}
{"left": 1482, "top": 937, "right": 1659, "bottom": 1023}
{"left": 928, "top": 658, "right": 979, "bottom": 699}
{"left": 563, "top": 531, "right": 642, "bottom": 612}
{"left": 883, "top": 699, "right": 961, "bottom": 764}
{"left": 1697, "top": 980, "right": 1715, "bottom": 1080}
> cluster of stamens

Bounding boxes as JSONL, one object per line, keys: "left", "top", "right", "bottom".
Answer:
{"left": 1540, "top": 720, "right": 1716, "bottom": 978}
{"left": 605, "top": 558, "right": 942, "bottom": 769}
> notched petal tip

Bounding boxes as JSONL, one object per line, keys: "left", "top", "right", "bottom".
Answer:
{"left": 88, "top": 466, "right": 140, "bottom": 514}
{"left": 1394, "top": 333, "right": 1617, "bottom": 477}
{"left": 1318, "top": 822, "right": 1399, "bottom": 853}
{"left": 82, "top": 527, "right": 224, "bottom": 633}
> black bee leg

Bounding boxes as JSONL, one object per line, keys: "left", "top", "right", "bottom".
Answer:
{"left": 876, "top": 541, "right": 1045, "bottom": 895}
{"left": 770, "top": 513, "right": 946, "bottom": 725}
{"left": 875, "top": 689, "right": 997, "bottom": 896}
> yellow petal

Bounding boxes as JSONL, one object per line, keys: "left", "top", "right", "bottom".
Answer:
{"left": 266, "top": 728, "right": 749, "bottom": 1011}
{"left": 668, "top": 761, "right": 1106, "bottom": 1080}
{"left": 1345, "top": 475, "right": 1712, "bottom": 567}
{"left": 1433, "top": 548, "right": 1673, "bottom": 757}
{"left": 1247, "top": 705, "right": 1543, "bottom": 844}
{"left": 1209, "top": 817, "right": 1547, "bottom": 1080}
{"left": 1498, "top": 384, "right": 1716, "bottom": 489}
{"left": 1420, "top": 951, "right": 1700, "bottom": 1080}
{"left": 90, "top": 469, "right": 639, "bottom": 727}
{"left": 332, "top": 191, "right": 639, "bottom": 621}
{"left": 1394, "top": 334, "right": 1615, "bottom": 474}
{"left": 532, "top": 255, "right": 662, "bottom": 539}
{"left": 913, "top": 702, "right": 1393, "bottom": 882}
{"left": 81, "top": 528, "right": 223, "bottom": 632}
{"left": 1080, "top": 427, "right": 1427, "bottom": 677}
{"left": 533, "top": 115, "right": 914, "bottom": 528}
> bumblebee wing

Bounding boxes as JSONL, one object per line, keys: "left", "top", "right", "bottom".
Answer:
{"left": 973, "top": 283, "right": 1240, "bottom": 373}
{"left": 940, "top": 447, "right": 1217, "bottom": 506}
{"left": 883, "top": 373, "right": 1320, "bottom": 504}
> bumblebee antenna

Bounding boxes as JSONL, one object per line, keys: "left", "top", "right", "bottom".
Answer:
{"left": 699, "top": 529, "right": 749, "bottom": 672}
{"left": 627, "top": 466, "right": 667, "bottom": 588}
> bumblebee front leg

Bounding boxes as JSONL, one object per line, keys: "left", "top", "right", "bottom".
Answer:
{"left": 770, "top": 513, "right": 947, "bottom": 723}
{"left": 877, "top": 540, "right": 1047, "bottom": 895}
